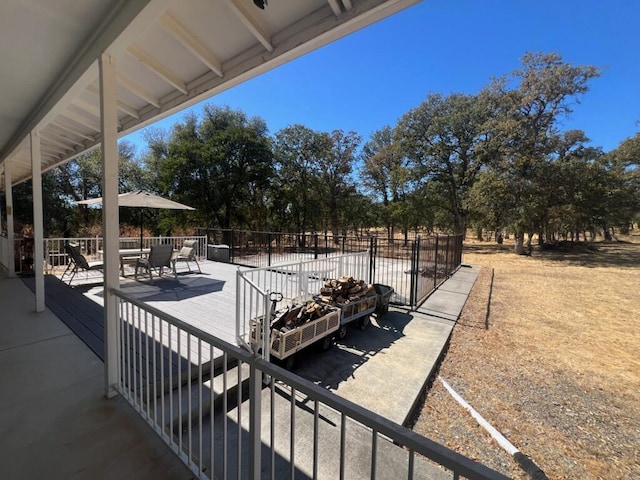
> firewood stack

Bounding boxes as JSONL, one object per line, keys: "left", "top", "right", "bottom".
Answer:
{"left": 318, "top": 275, "right": 375, "bottom": 305}
{"left": 270, "top": 300, "right": 334, "bottom": 331}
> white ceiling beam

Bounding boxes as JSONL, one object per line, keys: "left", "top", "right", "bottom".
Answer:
{"left": 58, "top": 110, "right": 101, "bottom": 132}
{"left": 51, "top": 120, "right": 95, "bottom": 141}
{"left": 86, "top": 84, "right": 140, "bottom": 119}
{"left": 71, "top": 98, "right": 122, "bottom": 129}
{"left": 327, "top": 0, "right": 342, "bottom": 15}
{"left": 40, "top": 133, "right": 74, "bottom": 151}
{"left": 159, "top": 12, "right": 223, "bottom": 77}
{"left": 116, "top": 73, "right": 161, "bottom": 108}
{"left": 127, "top": 44, "right": 188, "bottom": 95}
{"left": 222, "top": 0, "right": 273, "bottom": 52}
{"left": 71, "top": 98, "right": 101, "bottom": 118}
{"left": 39, "top": 144, "right": 64, "bottom": 156}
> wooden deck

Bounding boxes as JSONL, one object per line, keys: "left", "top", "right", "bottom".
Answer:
{"left": 23, "top": 260, "right": 240, "bottom": 362}
{"left": 88, "top": 259, "right": 239, "bottom": 345}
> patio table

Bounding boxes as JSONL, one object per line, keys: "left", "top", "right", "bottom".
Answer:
{"left": 98, "top": 248, "right": 150, "bottom": 277}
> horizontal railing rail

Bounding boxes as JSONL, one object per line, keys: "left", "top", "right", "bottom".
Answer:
{"left": 42, "top": 236, "right": 206, "bottom": 273}
{"left": 112, "top": 288, "right": 509, "bottom": 480}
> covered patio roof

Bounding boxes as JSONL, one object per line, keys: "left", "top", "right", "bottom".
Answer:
{"left": 0, "top": 0, "right": 420, "bottom": 188}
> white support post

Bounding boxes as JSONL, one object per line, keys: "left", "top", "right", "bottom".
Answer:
{"left": 4, "top": 161, "right": 15, "bottom": 277}
{"left": 100, "top": 53, "right": 121, "bottom": 399}
{"left": 248, "top": 364, "right": 262, "bottom": 480}
{"left": 30, "top": 131, "right": 45, "bottom": 312}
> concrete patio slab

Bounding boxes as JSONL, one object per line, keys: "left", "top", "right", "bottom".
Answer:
{"left": 0, "top": 273, "right": 195, "bottom": 480}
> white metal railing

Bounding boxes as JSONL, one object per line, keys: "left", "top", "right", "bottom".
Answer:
{"left": 112, "top": 289, "right": 509, "bottom": 480}
{"left": 235, "top": 252, "right": 370, "bottom": 349}
{"left": 42, "top": 236, "right": 206, "bottom": 272}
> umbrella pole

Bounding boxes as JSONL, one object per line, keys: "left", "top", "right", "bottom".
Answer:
{"left": 140, "top": 210, "right": 143, "bottom": 250}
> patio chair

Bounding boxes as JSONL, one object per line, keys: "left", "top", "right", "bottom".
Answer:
{"left": 135, "top": 244, "right": 174, "bottom": 283}
{"left": 61, "top": 242, "right": 104, "bottom": 285}
{"left": 172, "top": 239, "right": 201, "bottom": 276}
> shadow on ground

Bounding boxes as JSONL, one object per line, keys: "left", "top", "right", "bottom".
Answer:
{"left": 94, "top": 274, "right": 225, "bottom": 301}
{"left": 292, "top": 310, "right": 415, "bottom": 390}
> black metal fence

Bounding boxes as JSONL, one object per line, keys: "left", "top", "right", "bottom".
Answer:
{"left": 198, "top": 228, "right": 463, "bottom": 308}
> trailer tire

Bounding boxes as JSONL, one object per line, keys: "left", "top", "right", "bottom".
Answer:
{"left": 321, "top": 335, "right": 334, "bottom": 351}
{"left": 284, "top": 354, "right": 296, "bottom": 371}
{"left": 337, "top": 325, "right": 347, "bottom": 340}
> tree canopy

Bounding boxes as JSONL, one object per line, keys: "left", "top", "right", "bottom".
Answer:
{"left": 7, "top": 52, "right": 638, "bottom": 252}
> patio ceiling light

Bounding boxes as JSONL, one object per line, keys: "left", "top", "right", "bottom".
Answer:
{"left": 253, "top": 0, "right": 267, "bottom": 9}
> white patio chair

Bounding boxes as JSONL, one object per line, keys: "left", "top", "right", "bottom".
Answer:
{"left": 172, "top": 239, "right": 201, "bottom": 276}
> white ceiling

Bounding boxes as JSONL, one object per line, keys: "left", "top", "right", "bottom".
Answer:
{"left": 0, "top": 0, "right": 421, "bottom": 188}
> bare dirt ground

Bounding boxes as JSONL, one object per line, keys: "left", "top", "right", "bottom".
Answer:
{"left": 412, "top": 233, "right": 640, "bottom": 479}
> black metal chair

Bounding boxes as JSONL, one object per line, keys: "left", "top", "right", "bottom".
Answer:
{"left": 61, "top": 242, "right": 104, "bottom": 285}
{"left": 172, "top": 239, "right": 201, "bottom": 276}
{"left": 134, "top": 244, "right": 174, "bottom": 283}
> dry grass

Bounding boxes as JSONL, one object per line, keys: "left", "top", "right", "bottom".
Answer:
{"left": 413, "top": 234, "right": 640, "bottom": 479}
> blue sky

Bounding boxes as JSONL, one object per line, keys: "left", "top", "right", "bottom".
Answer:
{"left": 124, "top": 0, "right": 640, "bottom": 154}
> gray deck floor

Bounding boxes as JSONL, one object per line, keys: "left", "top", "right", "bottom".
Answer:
{"left": 80, "top": 259, "right": 240, "bottom": 346}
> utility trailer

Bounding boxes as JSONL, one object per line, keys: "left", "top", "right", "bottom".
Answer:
{"left": 316, "top": 278, "right": 394, "bottom": 339}
{"left": 249, "top": 282, "right": 394, "bottom": 369}
{"left": 250, "top": 297, "right": 341, "bottom": 369}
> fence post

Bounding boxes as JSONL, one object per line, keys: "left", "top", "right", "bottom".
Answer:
{"left": 409, "top": 239, "right": 417, "bottom": 308}
{"left": 445, "top": 235, "right": 451, "bottom": 277}
{"left": 414, "top": 236, "right": 421, "bottom": 305}
{"left": 433, "top": 236, "right": 439, "bottom": 289}
{"left": 268, "top": 232, "right": 272, "bottom": 267}
{"left": 314, "top": 233, "right": 319, "bottom": 260}
{"left": 325, "top": 233, "right": 328, "bottom": 258}
{"left": 368, "top": 236, "right": 376, "bottom": 284}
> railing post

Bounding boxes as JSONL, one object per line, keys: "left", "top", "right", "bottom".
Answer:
{"left": 414, "top": 235, "right": 421, "bottom": 304}
{"left": 433, "top": 236, "right": 439, "bottom": 289}
{"left": 368, "top": 236, "right": 376, "bottom": 285}
{"left": 314, "top": 233, "right": 319, "bottom": 260}
{"left": 409, "top": 239, "right": 416, "bottom": 308}
{"left": 445, "top": 235, "right": 451, "bottom": 277}
{"left": 248, "top": 363, "right": 262, "bottom": 480}
{"left": 324, "top": 233, "right": 328, "bottom": 258}
{"left": 230, "top": 229, "right": 235, "bottom": 264}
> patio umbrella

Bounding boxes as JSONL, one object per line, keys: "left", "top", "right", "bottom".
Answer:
{"left": 77, "top": 191, "right": 195, "bottom": 248}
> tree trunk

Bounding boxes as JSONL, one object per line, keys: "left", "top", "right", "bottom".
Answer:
{"left": 514, "top": 233, "right": 525, "bottom": 255}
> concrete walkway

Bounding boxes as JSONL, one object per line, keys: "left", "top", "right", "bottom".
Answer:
{"left": 295, "top": 265, "right": 480, "bottom": 426}
{"left": 1, "top": 265, "right": 481, "bottom": 479}
{"left": 0, "top": 273, "right": 193, "bottom": 480}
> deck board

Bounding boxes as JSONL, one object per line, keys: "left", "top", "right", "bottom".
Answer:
{"left": 65, "top": 260, "right": 240, "bottom": 346}
{"left": 20, "top": 264, "right": 232, "bottom": 384}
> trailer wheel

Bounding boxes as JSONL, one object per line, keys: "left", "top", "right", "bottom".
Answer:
{"left": 337, "top": 325, "right": 347, "bottom": 340}
{"left": 284, "top": 354, "right": 296, "bottom": 371}
{"left": 359, "top": 316, "right": 370, "bottom": 330}
{"left": 321, "top": 335, "right": 334, "bottom": 351}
